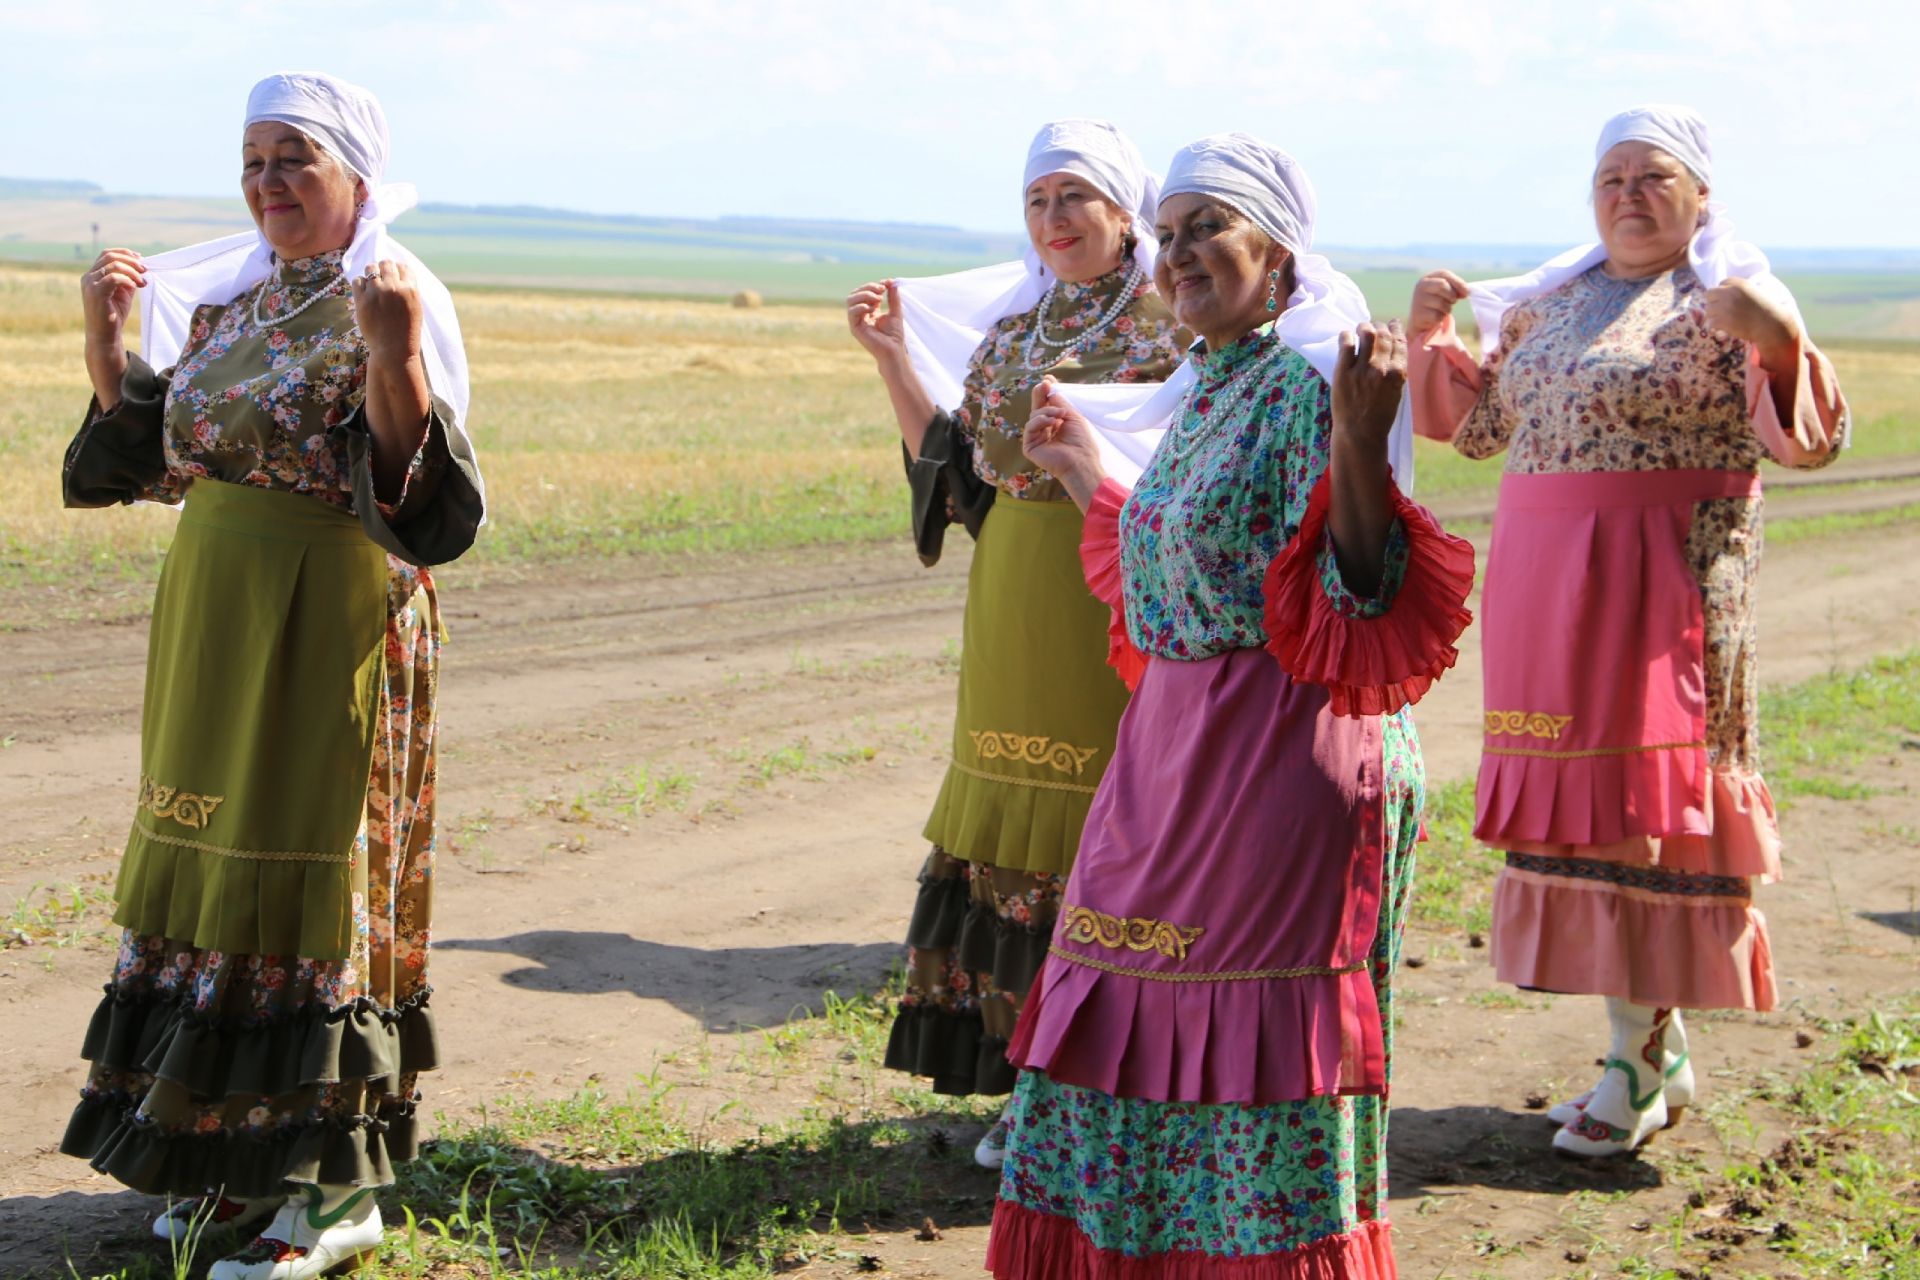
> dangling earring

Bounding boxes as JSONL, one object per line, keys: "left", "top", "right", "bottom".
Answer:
{"left": 1265, "top": 269, "right": 1281, "bottom": 313}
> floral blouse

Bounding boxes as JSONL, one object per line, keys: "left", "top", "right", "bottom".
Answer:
{"left": 64, "top": 247, "right": 482, "bottom": 567}
{"left": 954, "top": 265, "right": 1187, "bottom": 502}
{"left": 1457, "top": 264, "right": 1841, "bottom": 476}
{"left": 1120, "top": 326, "right": 1407, "bottom": 661}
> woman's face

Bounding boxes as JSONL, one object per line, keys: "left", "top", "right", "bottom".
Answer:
{"left": 1153, "top": 192, "right": 1288, "bottom": 349}
{"left": 1025, "top": 172, "right": 1132, "bottom": 284}
{"left": 242, "top": 122, "right": 364, "bottom": 262}
{"left": 1592, "top": 141, "right": 1706, "bottom": 275}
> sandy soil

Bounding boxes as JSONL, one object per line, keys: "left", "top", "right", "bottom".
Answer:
{"left": 2, "top": 502, "right": 1918, "bottom": 1277}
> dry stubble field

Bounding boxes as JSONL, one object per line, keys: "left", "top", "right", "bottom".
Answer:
{"left": 1, "top": 262, "right": 1919, "bottom": 1280}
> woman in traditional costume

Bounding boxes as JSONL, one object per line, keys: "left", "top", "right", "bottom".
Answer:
{"left": 59, "top": 72, "right": 483, "bottom": 1278}
{"left": 987, "top": 134, "right": 1474, "bottom": 1280}
{"left": 845, "top": 120, "right": 1186, "bottom": 1165}
{"left": 1406, "top": 105, "right": 1847, "bottom": 1157}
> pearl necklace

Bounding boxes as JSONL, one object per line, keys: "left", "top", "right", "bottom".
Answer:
{"left": 1022, "top": 261, "right": 1146, "bottom": 370}
{"left": 252, "top": 267, "right": 348, "bottom": 329}
{"left": 1163, "top": 343, "right": 1280, "bottom": 463}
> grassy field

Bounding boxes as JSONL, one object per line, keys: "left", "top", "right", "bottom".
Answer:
{"left": 3, "top": 262, "right": 1918, "bottom": 617}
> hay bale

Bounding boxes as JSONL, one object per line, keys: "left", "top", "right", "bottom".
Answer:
{"left": 731, "top": 289, "right": 764, "bottom": 309}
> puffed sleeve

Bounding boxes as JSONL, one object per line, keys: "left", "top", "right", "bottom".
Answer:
{"left": 903, "top": 409, "right": 994, "bottom": 567}
{"left": 1408, "top": 307, "right": 1532, "bottom": 460}
{"left": 339, "top": 397, "right": 485, "bottom": 567}
{"left": 1746, "top": 336, "right": 1849, "bottom": 471}
{"left": 1263, "top": 473, "right": 1476, "bottom": 718}
{"left": 63, "top": 354, "right": 185, "bottom": 507}
{"left": 1079, "top": 476, "right": 1149, "bottom": 691}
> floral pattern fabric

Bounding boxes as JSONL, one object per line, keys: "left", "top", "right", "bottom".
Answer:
{"left": 1455, "top": 264, "right": 1840, "bottom": 767}
{"left": 1118, "top": 326, "right": 1407, "bottom": 661}
{"left": 956, "top": 266, "right": 1186, "bottom": 501}
{"left": 997, "top": 710, "right": 1423, "bottom": 1264}
{"left": 69, "top": 248, "right": 444, "bottom": 1185}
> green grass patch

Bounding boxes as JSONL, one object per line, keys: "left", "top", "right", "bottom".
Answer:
{"left": 1760, "top": 649, "right": 1920, "bottom": 799}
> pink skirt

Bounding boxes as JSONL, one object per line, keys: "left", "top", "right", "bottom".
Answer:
{"left": 1478, "top": 469, "right": 1777, "bottom": 1010}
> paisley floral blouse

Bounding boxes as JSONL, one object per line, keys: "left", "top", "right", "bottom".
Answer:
{"left": 1120, "top": 325, "right": 1406, "bottom": 661}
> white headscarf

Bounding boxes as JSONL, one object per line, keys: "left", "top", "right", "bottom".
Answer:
{"left": 137, "top": 72, "right": 483, "bottom": 511}
{"left": 1467, "top": 104, "right": 1793, "bottom": 353}
{"left": 892, "top": 119, "right": 1164, "bottom": 479}
{"left": 1064, "top": 133, "right": 1417, "bottom": 491}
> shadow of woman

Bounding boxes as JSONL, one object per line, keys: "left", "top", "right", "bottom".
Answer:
{"left": 433, "top": 930, "right": 902, "bottom": 1033}
{"left": 1387, "top": 1104, "right": 1667, "bottom": 1199}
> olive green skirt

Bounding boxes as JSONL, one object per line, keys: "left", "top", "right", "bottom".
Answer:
{"left": 922, "top": 496, "right": 1131, "bottom": 876}
{"left": 111, "top": 479, "right": 389, "bottom": 962}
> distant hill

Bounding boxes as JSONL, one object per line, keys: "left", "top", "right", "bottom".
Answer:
{"left": 2, "top": 179, "right": 1917, "bottom": 335}
{"left": 0, "top": 176, "right": 105, "bottom": 199}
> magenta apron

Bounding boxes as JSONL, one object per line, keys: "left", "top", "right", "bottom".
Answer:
{"left": 1008, "top": 646, "right": 1390, "bottom": 1104}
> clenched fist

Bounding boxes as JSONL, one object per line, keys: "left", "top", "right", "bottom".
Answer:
{"left": 1408, "top": 269, "right": 1470, "bottom": 343}
{"left": 350, "top": 259, "right": 424, "bottom": 365}
{"left": 1701, "top": 276, "right": 1800, "bottom": 360}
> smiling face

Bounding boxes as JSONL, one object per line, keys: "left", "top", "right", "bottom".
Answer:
{"left": 242, "top": 122, "right": 365, "bottom": 262}
{"left": 1592, "top": 140, "right": 1707, "bottom": 277}
{"left": 1024, "top": 171, "right": 1133, "bottom": 283}
{"left": 1152, "top": 192, "right": 1291, "bottom": 352}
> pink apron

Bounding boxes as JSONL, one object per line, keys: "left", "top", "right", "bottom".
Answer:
{"left": 1474, "top": 468, "right": 1762, "bottom": 849}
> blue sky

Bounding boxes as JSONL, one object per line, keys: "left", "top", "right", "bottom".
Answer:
{"left": 3, "top": 0, "right": 1916, "bottom": 248}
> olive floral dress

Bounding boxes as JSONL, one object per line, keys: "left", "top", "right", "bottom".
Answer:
{"left": 59, "top": 247, "right": 483, "bottom": 1196}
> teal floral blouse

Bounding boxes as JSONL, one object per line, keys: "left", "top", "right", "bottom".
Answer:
{"left": 1119, "top": 325, "right": 1407, "bottom": 660}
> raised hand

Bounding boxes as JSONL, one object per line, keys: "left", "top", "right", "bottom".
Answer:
{"left": 846, "top": 279, "right": 908, "bottom": 366}
{"left": 81, "top": 248, "right": 145, "bottom": 407}
{"left": 1408, "top": 269, "right": 1470, "bottom": 343}
{"left": 350, "top": 259, "right": 424, "bottom": 365}
{"left": 1022, "top": 377, "right": 1106, "bottom": 508}
{"left": 81, "top": 249, "right": 146, "bottom": 346}
{"left": 1332, "top": 320, "right": 1408, "bottom": 454}
{"left": 1702, "top": 276, "right": 1800, "bottom": 360}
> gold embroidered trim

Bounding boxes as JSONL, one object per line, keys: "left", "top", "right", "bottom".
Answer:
{"left": 1483, "top": 711, "right": 1575, "bottom": 741}
{"left": 131, "top": 817, "right": 353, "bottom": 864}
{"left": 1050, "top": 945, "right": 1366, "bottom": 984}
{"left": 968, "top": 730, "right": 1102, "bottom": 777}
{"left": 137, "top": 776, "right": 226, "bottom": 830}
{"left": 1484, "top": 740, "right": 1706, "bottom": 760}
{"left": 950, "top": 760, "right": 1100, "bottom": 796}
{"left": 1060, "top": 903, "right": 1204, "bottom": 960}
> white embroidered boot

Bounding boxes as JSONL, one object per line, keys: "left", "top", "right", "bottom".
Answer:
{"left": 208, "top": 1184, "right": 383, "bottom": 1280}
{"left": 1553, "top": 1000, "right": 1681, "bottom": 1157}
{"left": 150, "top": 1190, "right": 279, "bottom": 1243}
{"left": 1547, "top": 1004, "right": 1694, "bottom": 1127}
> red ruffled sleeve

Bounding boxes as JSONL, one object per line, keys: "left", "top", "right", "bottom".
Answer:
{"left": 1262, "top": 473, "right": 1475, "bottom": 717}
{"left": 1080, "top": 477, "right": 1150, "bottom": 692}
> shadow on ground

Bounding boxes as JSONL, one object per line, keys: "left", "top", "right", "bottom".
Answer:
{"left": 1388, "top": 1105, "right": 1666, "bottom": 1199}
{"left": 436, "top": 930, "right": 899, "bottom": 1031}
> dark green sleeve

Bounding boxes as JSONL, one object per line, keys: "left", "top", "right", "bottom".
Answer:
{"left": 340, "top": 397, "right": 485, "bottom": 567}
{"left": 62, "top": 355, "right": 180, "bottom": 508}
{"left": 904, "top": 409, "right": 994, "bottom": 568}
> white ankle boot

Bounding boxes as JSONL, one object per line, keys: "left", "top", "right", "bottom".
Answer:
{"left": 208, "top": 1185, "right": 383, "bottom": 1280}
{"left": 1546, "top": 1005, "right": 1694, "bottom": 1126}
{"left": 1553, "top": 1001, "right": 1690, "bottom": 1158}
{"left": 150, "top": 1192, "right": 278, "bottom": 1243}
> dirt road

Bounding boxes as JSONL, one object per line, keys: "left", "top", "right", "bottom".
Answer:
{"left": 3, "top": 504, "right": 1918, "bottom": 1276}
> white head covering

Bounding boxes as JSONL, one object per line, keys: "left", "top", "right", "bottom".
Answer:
{"left": 891, "top": 119, "right": 1165, "bottom": 479}
{"left": 137, "top": 72, "right": 483, "bottom": 512}
{"left": 1467, "top": 104, "right": 1793, "bottom": 354}
{"left": 1064, "top": 133, "right": 1417, "bottom": 491}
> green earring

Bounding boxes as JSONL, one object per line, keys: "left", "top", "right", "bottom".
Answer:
{"left": 1265, "top": 269, "right": 1281, "bottom": 312}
